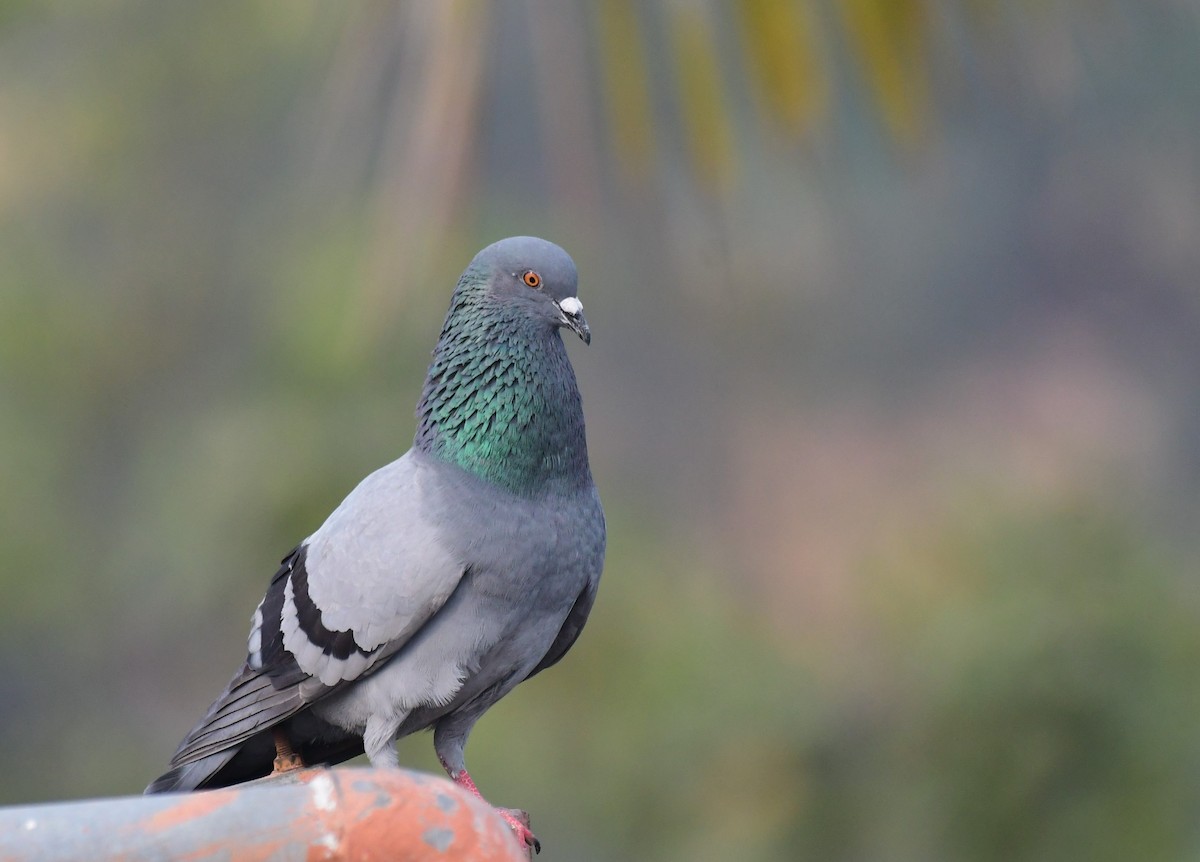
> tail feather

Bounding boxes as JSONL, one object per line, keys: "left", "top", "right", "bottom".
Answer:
{"left": 144, "top": 748, "right": 239, "bottom": 794}
{"left": 170, "top": 664, "right": 303, "bottom": 764}
{"left": 146, "top": 664, "right": 305, "bottom": 793}
{"left": 177, "top": 689, "right": 300, "bottom": 763}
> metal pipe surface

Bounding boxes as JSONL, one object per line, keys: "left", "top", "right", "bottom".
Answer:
{"left": 0, "top": 767, "right": 529, "bottom": 861}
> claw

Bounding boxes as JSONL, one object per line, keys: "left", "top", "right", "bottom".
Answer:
{"left": 496, "top": 808, "right": 540, "bottom": 854}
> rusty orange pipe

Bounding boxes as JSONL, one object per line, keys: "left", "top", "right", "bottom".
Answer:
{"left": 0, "top": 767, "right": 530, "bottom": 861}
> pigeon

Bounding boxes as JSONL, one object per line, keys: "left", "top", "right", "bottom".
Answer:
{"left": 146, "top": 236, "right": 605, "bottom": 853}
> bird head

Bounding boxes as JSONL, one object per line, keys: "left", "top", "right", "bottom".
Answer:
{"left": 469, "top": 236, "right": 591, "bottom": 345}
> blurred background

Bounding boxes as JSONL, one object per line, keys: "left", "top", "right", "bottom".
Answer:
{"left": 1, "top": 1, "right": 1199, "bottom": 859}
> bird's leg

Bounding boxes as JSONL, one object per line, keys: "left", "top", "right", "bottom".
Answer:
{"left": 271, "top": 726, "right": 305, "bottom": 774}
{"left": 438, "top": 755, "right": 540, "bottom": 854}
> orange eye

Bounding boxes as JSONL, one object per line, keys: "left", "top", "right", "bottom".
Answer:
{"left": 522, "top": 270, "right": 542, "bottom": 288}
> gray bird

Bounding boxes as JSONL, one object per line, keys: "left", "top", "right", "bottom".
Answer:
{"left": 146, "top": 237, "right": 605, "bottom": 853}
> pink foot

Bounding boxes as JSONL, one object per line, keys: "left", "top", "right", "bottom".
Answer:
{"left": 441, "top": 761, "right": 541, "bottom": 854}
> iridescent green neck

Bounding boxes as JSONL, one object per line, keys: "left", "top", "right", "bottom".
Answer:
{"left": 414, "top": 276, "right": 591, "bottom": 496}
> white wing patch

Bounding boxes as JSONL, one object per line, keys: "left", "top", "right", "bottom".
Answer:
{"left": 247, "top": 604, "right": 264, "bottom": 670}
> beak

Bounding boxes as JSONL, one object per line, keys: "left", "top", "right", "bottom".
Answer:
{"left": 557, "top": 297, "right": 591, "bottom": 345}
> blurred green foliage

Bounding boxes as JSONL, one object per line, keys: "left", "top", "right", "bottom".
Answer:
{"left": 1, "top": 2, "right": 1199, "bottom": 860}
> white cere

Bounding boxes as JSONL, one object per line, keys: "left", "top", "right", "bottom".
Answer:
{"left": 559, "top": 296, "right": 583, "bottom": 316}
